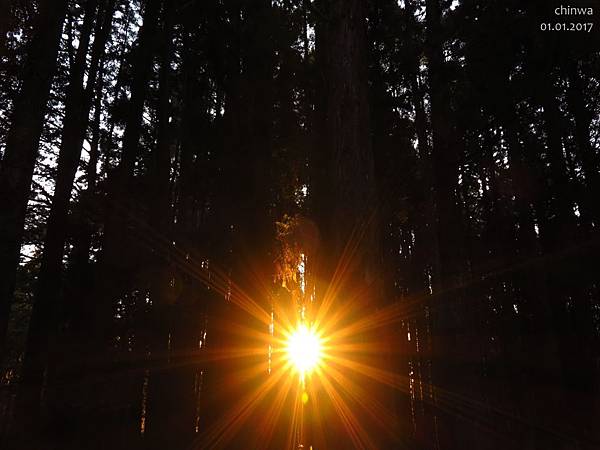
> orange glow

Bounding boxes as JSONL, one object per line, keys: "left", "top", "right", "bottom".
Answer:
{"left": 286, "top": 323, "right": 322, "bottom": 378}
{"left": 192, "top": 226, "right": 417, "bottom": 449}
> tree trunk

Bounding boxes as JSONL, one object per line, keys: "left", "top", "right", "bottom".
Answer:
{"left": 146, "top": 4, "right": 181, "bottom": 447}
{"left": 65, "top": 66, "right": 103, "bottom": 339}
{"left": 425, "top": 0, "right": 466, "bottom": 447}
{"left": 94, "top": 0, "right": 161, "bottom": 344}
{"left": 0, "top": 0, "right": 68, "bottom": 362}
{"left": 15, "top": 0, "right": 115, "bottom": 433}
{"left": 405, "top": 1, "right": 441, "bottom": 442}
{"left": 118, "top": 0, "right": 161, "bottom": 178}
{"left": 313, "top": 0, "right": 392, "bottom": 448}
{"left": 199, "top": 2, "right": 276, "bottom": 446}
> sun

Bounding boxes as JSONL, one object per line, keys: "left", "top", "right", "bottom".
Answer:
{"left": 286, "top": 323, "right": 322, "bottom": 378}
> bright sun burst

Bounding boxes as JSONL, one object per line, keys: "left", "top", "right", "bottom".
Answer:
{"left": 286, "top": 323, "right": 322, "bottom": 377}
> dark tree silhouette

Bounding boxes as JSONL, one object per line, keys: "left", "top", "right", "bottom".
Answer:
{"left": 0, "top": 0, "right": 69, "bottom": 361}
{"left": 0, "top": 1, "right": 598, "bottom": 449}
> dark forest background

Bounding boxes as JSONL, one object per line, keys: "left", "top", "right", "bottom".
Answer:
{"left": 0, "top": 0, "right": 599, "bottom": 449}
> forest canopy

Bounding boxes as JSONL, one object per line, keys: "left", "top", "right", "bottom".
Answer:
{"left": 0, "top": 0, "right": 599, "bottom": 449}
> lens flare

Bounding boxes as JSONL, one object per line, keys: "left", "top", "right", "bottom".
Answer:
{"left": 286, "top": 324, "right": 322, "bottom": 377}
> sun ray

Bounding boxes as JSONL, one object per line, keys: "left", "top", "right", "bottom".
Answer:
{"left": 194, "top": 361, "right": 289, "bottom": 449}
{"left": 286, "top": 382, "right": 305, "bottom": 449}
{"left": 326, "top": 354, "right": 410, "bottom": 393}
{"left": 326, "top": 300, "right": 410, "bottom": 342}
{"left": 314, "top": 210, "right": 378, "bottom": 326}
{"left": 305, "top": 376, "right": 327, "bottom": 447}
{"left": 254, "top": 370, "right": 296, "bottom": 447}
{"left": 325, "top": 362, "right": 402, "bottom": 443}
{"left": 319, "top": 369, "right": 378, "bottom": 450}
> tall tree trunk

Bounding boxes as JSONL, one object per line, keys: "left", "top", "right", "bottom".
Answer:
{"left": 146, "top": 3, "right": 181, "bottom": 447}
{"left": 15, "top": 0, "right": 116, "bottom": 433}
{"left": 199, "top": 1, "right": 276, "bottom": 447}
{"left": 313, "top": 0, "right": 392, "bottom": 448}
{"left": 94, "top": 0, "right": 161, "bottom": 345}
{"left": 501, "top": 88, "right": 563, "bottom": 447}
{"left": 425, "top": 0, "right": 465, "bottom": 447}
{"left": 541, "top": 69, "right": 598, "bottom": 441}
{"left": 405, "top": 1, "right": 440, "bottom": 442}
{"left": 65, "top": 66, "right": 103, "bottom": 341}
{"left": 97, "top": 0, "right": 160, "bottom": 281}
{"left": 84, "top": 2, "right": 161, "bottom": 445}
{"left": 323, "top": 0, "right": 377, "bottom": 276}
{"left": 118, "top": 0, "right": 161, "bottom": 178}
{"left": 0, "top": 0, "right": 68, "bottom": 362}
{"left": 565, "top": 60, "right": 600, "bottom": 439}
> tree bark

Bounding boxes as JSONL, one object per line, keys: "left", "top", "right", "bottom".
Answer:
{"left": 314, "top": 0, "right": 379, "bottom": 290}
{"left": 312, "top": 0, "right": 392, "bottom": 448}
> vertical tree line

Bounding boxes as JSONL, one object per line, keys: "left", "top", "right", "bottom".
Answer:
{"left": 0, "top": 0, "right": 599, "bottom": 449}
